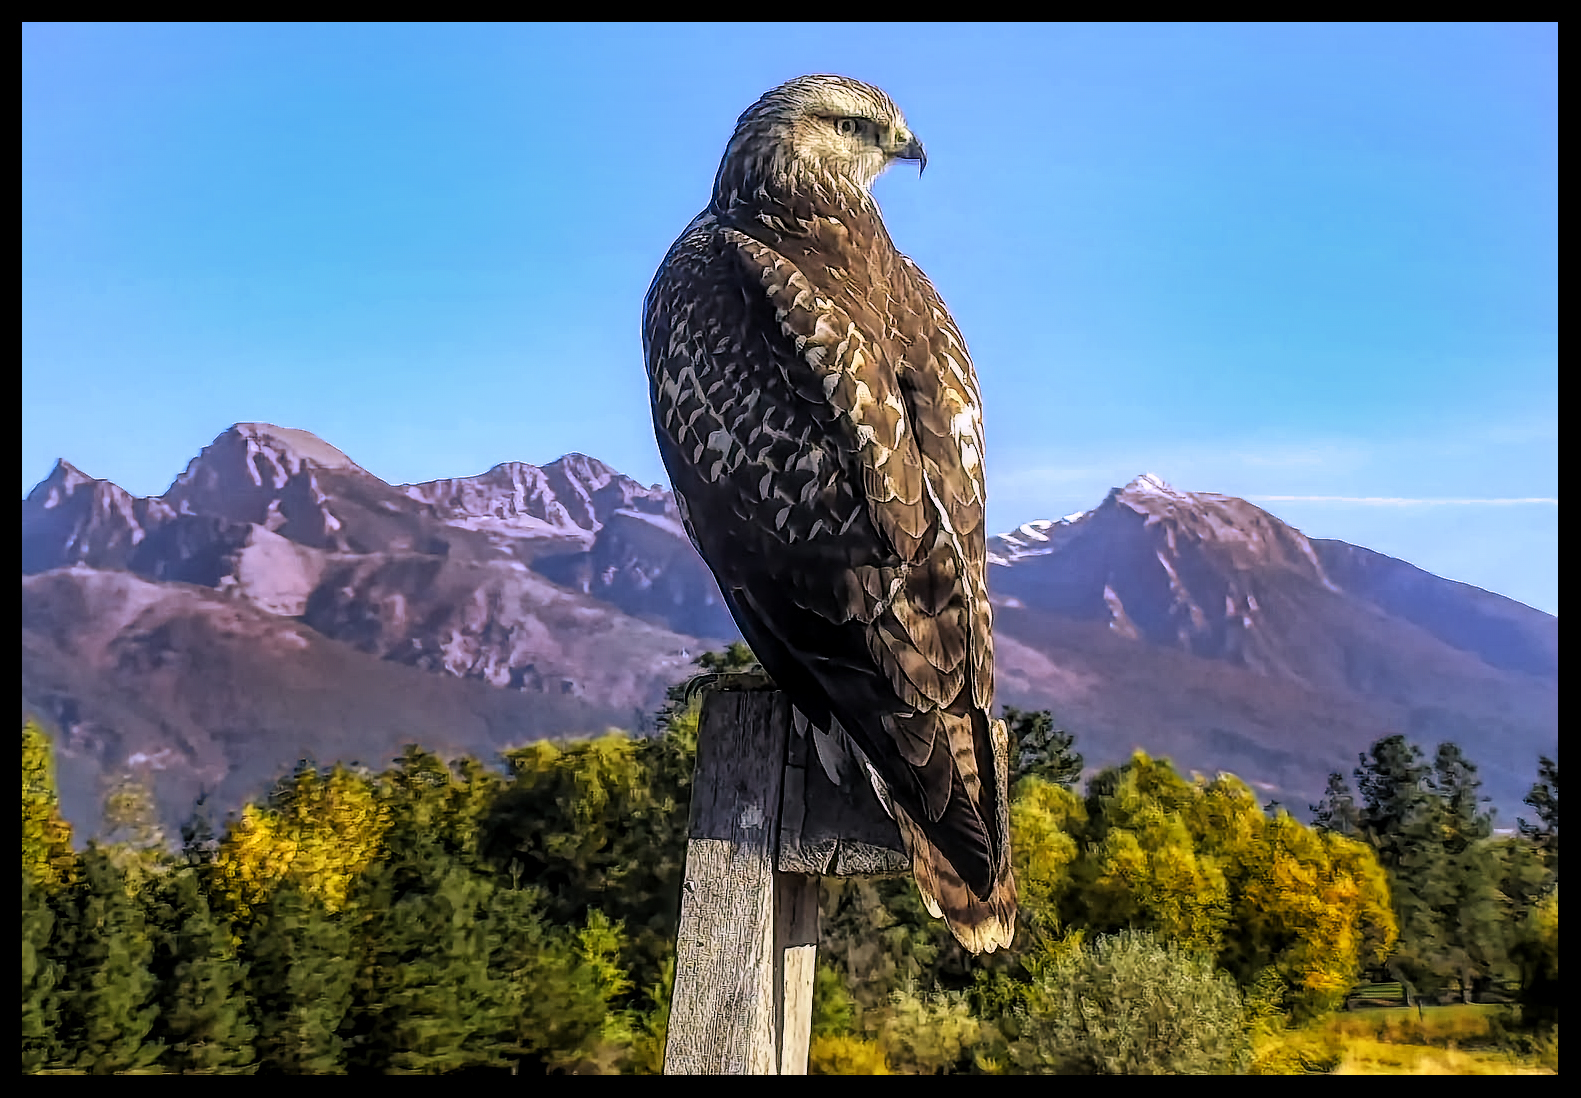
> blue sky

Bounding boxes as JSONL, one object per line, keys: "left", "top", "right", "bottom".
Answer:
{"left": 22, "top": 23, "right": 1556, "bottom": 614}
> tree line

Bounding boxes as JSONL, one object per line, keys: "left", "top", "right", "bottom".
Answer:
{"left": 1311, "top": 735, "right": 1558, "bottom": 1016}
{"left": 19, "top": 647, "right": 1560, "bottom": 1073}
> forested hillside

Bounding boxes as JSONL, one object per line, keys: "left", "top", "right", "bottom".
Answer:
{"left": 20, "top": 653, "right": 1559, "bottom": 1074}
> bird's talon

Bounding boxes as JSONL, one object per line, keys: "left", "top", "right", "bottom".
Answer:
{"left": 683, "top": 670, "right": 777, "bottom": 702}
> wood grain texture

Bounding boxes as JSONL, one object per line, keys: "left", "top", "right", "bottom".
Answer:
{"left": 664, "top": 691, "right": 791, "bottom": 1075}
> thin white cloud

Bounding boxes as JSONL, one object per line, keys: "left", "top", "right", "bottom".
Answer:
{"left": 1249, "top": 495, "right": 1558, "bottom": 506}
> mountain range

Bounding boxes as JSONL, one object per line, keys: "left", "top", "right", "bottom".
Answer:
{"left": 21, "top": 423, "right": 1557, "bottom": 840}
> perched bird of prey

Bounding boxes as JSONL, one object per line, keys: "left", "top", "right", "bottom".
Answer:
{"left": 643, "top": 75, "right": 1015, "bottom": 953}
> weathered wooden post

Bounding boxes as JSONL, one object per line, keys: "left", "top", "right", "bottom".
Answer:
{"left": 662, "top": 687, "right": 908, "bottom": 1075}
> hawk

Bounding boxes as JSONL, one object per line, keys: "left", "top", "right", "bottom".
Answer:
{"left": 643, "top": 75, "right": 1015, "bottom": 953}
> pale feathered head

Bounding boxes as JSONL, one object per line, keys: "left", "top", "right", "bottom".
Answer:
{"left": 712, "top": 74, "right": 926, "bottom": 208}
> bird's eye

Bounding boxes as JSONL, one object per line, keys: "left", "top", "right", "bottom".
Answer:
{"left": 837, "top": 117, "right": 858, "bottom": 136}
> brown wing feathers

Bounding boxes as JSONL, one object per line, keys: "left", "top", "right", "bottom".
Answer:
{"left": 644, "top": 130, "right": 1015, "bottom": 953}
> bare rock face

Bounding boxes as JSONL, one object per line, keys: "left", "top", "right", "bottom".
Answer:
{"left": 227, "top": 525, "right": 329, "bottom": 617}
{"left": 532, "top": 508, "right": 738, "bottom": 639}
{"left": 22, "top": 460, "right": 176, "bottom": 573}
{"left": 20, "top": 435, "right": 1556, "bottom": 838}
{"left": 401, "top": 461, "right": 589, "bottom": 542}
{"left": 298, "top": 553, "right": 702, "bottom": 706}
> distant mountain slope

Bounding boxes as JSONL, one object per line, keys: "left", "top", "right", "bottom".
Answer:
{"left": 21, "top": 430, "right": 1556, "bottom": 838}
{"left": 985, "top": 475, "right": 1556, "bottom": 814}
{"left": 22, "top": 567, "right": 648, "bottom": 841}
{"left": 21, "top": 424, "right": 735, "bottom": 836}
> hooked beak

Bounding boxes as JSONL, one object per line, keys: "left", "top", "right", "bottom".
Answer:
{"left": 894, "top": 133, "right": 927, "bottom": 176}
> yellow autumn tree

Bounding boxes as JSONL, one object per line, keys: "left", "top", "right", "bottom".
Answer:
{"left": 21, "top": 717, "right": 77, "bottom": 892}
{"left": 1061, "top": 753, "right": 1395, "bottom": 1020}
{"left": 98, "top": 770, "right": 171, "bottom": 895}
{"left": 1225, "top": 812, "right": 1397, "bottom": 1017}
{"left": 1009, "top": 776, "right": 1086, "bottom": 935}
{"left": 1314, "top": 828, "right": 1398, "bottom": 974}
{"left": 1070, "top": 753, "right": 1232, "bottom": 953}
{"left": 1182, "top": 772, "right": 1266, "bottom": 867}
{"left": 210, "top": 762, "right": 388, "bottom": 926}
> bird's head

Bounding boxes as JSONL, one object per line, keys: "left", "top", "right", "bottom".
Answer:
{"left": 712, "top": 74, "right": 926, "bottom": 208}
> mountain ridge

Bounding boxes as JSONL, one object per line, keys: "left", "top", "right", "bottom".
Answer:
{"left": 21, "top": 424, "right": 1556, "bottom": 840}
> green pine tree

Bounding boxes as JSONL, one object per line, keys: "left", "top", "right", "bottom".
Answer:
{"left": 1310, "top": 771, "right": 1363, "bottom": 838}
{"left": 56, "top": 844, "right": 164, "bottom": 1074}
{"left": 344, "top": 741, "right": 633, "bottom": 1075}
{"left": 1353, "top": 735, "right": 1443, "bottom": 998}
{"left": 486, "top": 886, "right": 631, "bottom": 1073}
{"left": 1350, "top": 735, "right": 1525, "bottom": 1002}
{"left": 147, "top": 868, "right": 257, "bottom": 1074}
{"left": 1426, "top": 743, "right": 1502, "bottom": 1001}
{"left": 1518, "top": 755, "right": 1558, "bottom": 884}
{"left": 247, "top": 881, "right": 355, "bottom": 1074}
{"left": 346, "top": 853, "right": 514, "bottom": 1074}
{"left": 22, "top": 874, "right": 67, "bottom": 1072}
{"left": 341, "top": 748, "right": 518, "bottom": 1073}
{"left": 1354, "top": 735, "right": 1433, "bottom": 865}
{"left": 1003, "top": 707, "right": 1084, "bottom": 788}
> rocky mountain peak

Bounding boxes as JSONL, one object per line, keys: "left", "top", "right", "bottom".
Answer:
{"left": 539, "top": 453, "right": 675, "bottom": 532}
{"left": 170, "top": 423, "right": 362, "bottom": 493}
{"left": 21, "top": 459, "right": 172, "bottom": 573}
{"left": 990, "top": 472, "right": 1330, "bottom": 580}
{"left": 166, "top": 420, "right": 362, "bottom": 506}
{"left": 27, "top": 458, "right": 97, "bottom": 503}
{"left": 547, "top": 452, "right": 617, "bottom": 486}
{"left": 1115, "top": 471, "right": 1184, "bottom": 500}
{"left": 988, "top": 472, "right": 1346, "bottom": 670}
{"left": 160, "top": 422, "right": 367, "bottom": 531}
{"left": 232, "top": 422, "right": 361, "bottom": 471}
{"left": 1102, "top": 472, "right": 1335, "bottom": 583}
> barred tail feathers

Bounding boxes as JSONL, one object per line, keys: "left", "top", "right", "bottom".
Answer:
{"left": 893, "top": 799, "right": 1017, "bottom": 954}
{"left": 891, "top": 709, "right": 1017, "bottom": 955}
{"left": 808, "top": 713, "right": 1017, "bottom": 955}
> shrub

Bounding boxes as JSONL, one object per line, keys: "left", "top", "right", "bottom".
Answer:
{"left": 873, "top": 984, "right": 983, "bottom": 1074}
{"left": 809, "top": 1034, "right": 891, "bottom": 1075}
{"left": 1014, "top": 929, "right": 1250, "bottom": 1075}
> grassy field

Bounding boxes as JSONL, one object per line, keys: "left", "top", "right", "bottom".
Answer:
{"left": 1253, "top": 1005, "right": 1558, "bottom": 1075}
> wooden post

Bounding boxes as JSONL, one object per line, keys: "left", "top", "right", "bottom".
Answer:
{"left": 663, "top": 689, "right": 907, "bottom": 1075}
{"left": 773, "top": 870, "right": 818, "bottom": 1074}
